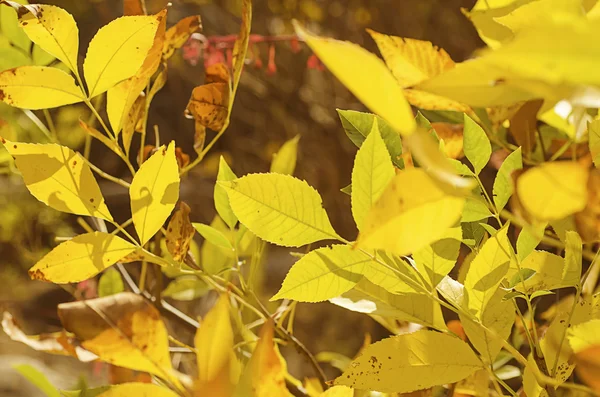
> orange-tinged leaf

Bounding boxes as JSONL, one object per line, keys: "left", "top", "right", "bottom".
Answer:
{"left": 234, "top": 320, "right": 292, "bottom": 397}
{"left": 98, "top": 383, "right": 179, "bottom": 397}
{"left": 1, "top": 139, "right": 113, "bottom": 220}
{"left": 574, "top": 345, "right": 600, "bottom": 392}
{"left": 2, "top": 312, "right": 97, "bottom": 362}
{"left": 130, "top": 142, "right": 180, "bottom": 245}
{"left": 107, "top": 9, "right": 166, "bottom": 133}
{"left": 79, "top": 119, "right": 122, "bottom": 157}
{"left": 185, "top": 82, "right": 230, "bottom": 131}
{"left": 165, "top": 201, "right": 195, "bottom": 261}
{"left": 508, "top": 99, "right": 543, "bottom": 155}
{"left": 84, "top": 13, "right": 163, "bottom": 98}
{"left": 123, "top": 0, "right": 146, "bottom": 15}
{"left": 28, "top": 232, "right": 136, "bottom": 283}
{"left": 1, "top": 1, "right": 79, "bottom": 74}
{"left": 120, "top": 95, "right": 146, "bottom": 156}
{"left": 0, "top": 66, "right": 84, "bottom": 109}
{"left": 58, "top": 292, "right": 178, "bottom": 386}
{"left": 163, "top": 15, "right": 202, "bottom": 60}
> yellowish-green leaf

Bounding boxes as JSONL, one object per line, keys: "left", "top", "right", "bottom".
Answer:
{"left": 516, "top": 161, "right": 588, "bottom": 221}
{"left": 98, "top": 267, "right": 124, "bottom": 297}
{"left": 130, "top": 142, "right": 180, "bottom": 245}
{"left": 462, "top": 197, "right": 493, "bottom": 223}
{"left": 567, "top": 319, "right": 600, "bottom": 353}
{"left": 0, "top": 45, "right": 31, "bottom": 70}
{"left": 463, "top": 114, "right": 491, "bottom": 174}
{"left": 464, "top": 225, "right": 513, "bottom": 319}
{"left": 507, "top": 251, "right": 575, "bottom": 293}
{"left": 201, "top": 215, "right": 234, "bottom": 275}
{"left": 162, "top": 276, "right": 209, "bottom": 301}
{"left": 331, "top": 278, "right": 446, "bottom": 330}
{"left": 28, "top": 232, "right": 136, "bottom": 284}
{"left": 335, "top": 330, "right": 482, "bottom": 393}
{"left": 214, "top": 156, "right": 238, "bottom": 229}
{"left": 564, "top": 230, "right": 582, "bottom": 287}
{"left": 13, "top": 364, "right": 60, "bottom": 397}
{"left": 516, "top": 222, "right": 546, "bottom": 261}
{"left": 589, "top": 119, "right": 600, "bottom": 168}
{"left": 367, "top": 29, "right": 455, "bottom": 87}
{"left": 356, "top": 168, "right": 465, "bottom": 256}
{"left": 294, "top": 22, "right": 415, "bottom": 135}
{"left": 461, "top": 288, "right": 515, "bottom": 364}
{"left": 193, "top": 222, "right": 234, "bottom": 251}
{"left": 272, "top": 245, "right": 368, "bottom": 302}
{"left": 234, "top": 320, "right": 293, "bottom": 397}
{"left": 0, "top": 66, "right": 84, "bottom": 109}
{"left": 84, "top": 14, "right": 162, "bottom": 98}
{"left": 1, "top": 1, "right": 31, "bottom": 53}
{"left": 2, "top": 140, "right": 112, "bottom": 220}
{"left": 493, "top": 147, "right": 523, "bottom": 212}
{"left": 413, "top": 227, "right": 461, "bottom": 287}
{"left": 351, "top": 119, "right": 395, "bottom": 230}
{"left": 220, "top": 173, "right": 339, "bottom": 247}
{"left": 97, "top": 383, "right": 179, "bottom": 397}
{"left": 4, "top": 2, "right": 79, "bottom": 74}
{"left": 58, "top": 293, "right": 177, "bottom": 386}
{"left": 360, "top": 252, "right": 424, "bottom": 294}
{"left": 270, "top": 135, "right": 300, "bottom": 176}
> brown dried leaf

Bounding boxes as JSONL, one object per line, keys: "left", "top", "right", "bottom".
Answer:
{"left": 163, "top": 15, "right": 202, "bottom": 60}
{"left": 508, "top": 99, "right": 543, "bottom": 155}
{"left": 124, "top": 0, "right": 146, "bottom": 15}
{"left": 185, "top": 82, "right": 230, "bottom": 131}
{"left": 166, "top": 201, "right": 195, "bottom": 261}
{"left": 194, "top": 122, "right": 206, "bottom": 154}
{"left": 2, "top": 311, "right": 97, "bottom": 362}
{"left": 79, "top": 120, "right": 121, "bottom": 157}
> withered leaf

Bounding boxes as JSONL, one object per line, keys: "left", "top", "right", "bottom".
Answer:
{"left": 124, "top": 0, "right": 146, "bottom": 15}
{"left": 166, "top": 201, "right": 195, "bottom": 261}
{"left": 185, "top": 82, "right": 230, "bottom": 131}
{"left": 163, "top": 15, "right": 202, "bottom": 60}
{"left": 509, "top": 99, "right": 543, "bottom": 155}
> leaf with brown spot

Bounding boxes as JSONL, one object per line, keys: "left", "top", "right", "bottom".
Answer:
{"left": 166, "top": 201, "right": 195, "bottom": 262}
{"left": 2, "top": 312, "right": 97, "bottom": 362}
{"left": 58, "top": 292, "right": 180, "bottom": 388}
{"left": 123, "top": 0, "right": 146, "bottom": 16}
{"left": 194, "top": 121, "right": 207, "bottom": 154}
{"left": 185, "top": 82, "right": 230, "bottom": 131}
{"left": 162, "top": 15, "right": 202, "bottom": 60}
{"left": 206, "top": 63, "right": 231, "bottom": 85}
{"left": 508, "top": 99, "right": 543, "bottom": 155}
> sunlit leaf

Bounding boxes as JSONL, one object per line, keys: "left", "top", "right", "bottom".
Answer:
{"left": 564, "top": 230, "right": 582, "bottom": 287}
{"left": 162, "top": 276, "right": 209, "bottom": 301}
{"left": 214, "top": 156, "right": 238, "bottom": 229}
{"left": 462, "top": 197, "right": 493, "bottom": 223}
{"left": 0, "top": 0, "right": 31, "bottom": 52}
{"left": 79, "top": 120, "right": 122, "bottom": 157}
{"left": 0, "top": 66, "right": 84, "bottom": 109}
{"left": 294, "top": 22, "right": 415, "bottom": 135}
{"left": 413, "top": 227, "right": 461, "bottom": 287}
{"left": 335, "top": 330, "right": 482, "bottom": 393}
{"left": 0, "top": 45, "right": 31, "bottom": 70}
{"left": 463, "top": 114, "right": 491, "bottom": 174}
{"left": 98, "top": 268, "right": 125, "bottom": 297}
{"left": 270, "top": 135, "right": 300, "bottom": 176}
{"left": 356, "top": 168, "right": 465, "bottom": 256}
{"left": 13, "top": 364, "right": 60, "bottom": 397}
{"left": 97, "top": 383, "right": 179, "bottom": 397}
{"left": 200, "top": 215, "right": 233, "bottom": 275}
{"left": 220, "top": 173, "right": 340, "bottom": 247}
{"left": 165, "top": 201, "right": 195, "bottom": 262}
{"left": 351, "top": 119, "right": 395, "bottom": 230}
{"left": 590, "top": 119, "right": 600, "bottom": 168}
{"left": 84, "top": 13, "right": 163, "bottom": 97}
{"left": 193, "top": 222, "right": 233, "bottom": 251}
{"left": 130, "top": 142, "right": 180, "bottom": 245}
{"left": 1, "top": 140, "right": 112, "bottom": 220}
{"left": 493, "top": 147, "right": 523, "bottom": 212}
{"left": 516, "top": 161, "right": 588, "bottom": 221}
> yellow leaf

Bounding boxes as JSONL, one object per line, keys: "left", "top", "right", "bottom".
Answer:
{"left": 163, "top": 15, "right": 202, "bottom": 60}
{"left": 507, "top": 250, "right": 578, "bottom": 293}
{"left": 568, "top": 318, "right": 600, "bottom": 353}
{"left": 464, "top": 226, "right": 512, "bottom": 319}
{"left": 234, "top": 320, "right": 293, "bottom": 397}
{"left": 403, "top": 89, "right": 472, "bottom": 114}
{"left": 1, "top": 139, "right": 113, "bottom": 220}
{"left": 367, "top": 29, "right": 454, "bottom": 87}
{"left": 214, "top": 156, "right": 238, "bottom": 229}
{"left": 195, "top": 294, "right": 238, "bottom": 396}
{"left": 231, "top": 0, "right": 251, "bottom": 94}
{"left": 494, "top": 0, "right": 584, "bottom": 36}
{"left": 58, "top": 292, "right": 178, "bottom": 385}
{"left": 319, "top": 386, "right": 353, "bottom": 396}
{"left": 84, "top": 13, "right": 163, "bottom": 98}
{"left": 356, "top": 168, "right": 465, "bottom": 256}
{"left": 516, "top": 161, "right": 588, "bottom": 221}
{"left": 351, "top": 119, "right": 395, "bottom": 231}
{"left": 220, "top": 173, "right": 340, "bottom": 247}
{"left": 413, "top": 227, "right": 462, "bottom": 287}
{"left": 294, "top": 22, "right": 415, "bottom": 136}
{"left": 270, "top": 135, "right": 300, "bottom": 176}
{"left": 200, "top": 215, "right": 234, "bottom": 275}
{"left": 1, "top": 1, "right": 79, "bottom": 74}
{"left": 79, "top": 119, "right": 122, "bottom": 157}
{"left": 335, "top": 330, "right": 482, "bottom": 393}
{"left": 28, "top": 232, "right": 135, "bottom": 283}
{"left": 0, "top": 66, "right": 84, "bottom": 109}
{"left": 165, "top": 201, "right": 195, "bottom": 262}
{"left": 130, "top": 141, "right": 180, "bottom": 245}
{"left": 98, "top": 383, "right": 179, "bottom": 397}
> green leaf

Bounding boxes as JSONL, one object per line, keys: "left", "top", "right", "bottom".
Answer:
{"left": 272, "top": 245, "right": 368, "bottom": 302}
{"left": 200, "top": 215, "right": 234, "bottom": 275}
{"left": 335, "top": 330, "right": 483, "bottom": 393}
{"left": 493, "top": 147, "right": 523, "bottom": 212}
{"left": 462, "top": 221, "right": 486, "bottom": 247}
{"left": 351, "top": 118, "right": 396, "bottom": 230}
{"left": 330, "top": 278, "right": 446, "bottom": 330}
{"left": 507, "top": 268, "right": 537, "bottom": 289}
{"left": 98, "top": 268, "right": 124, "bottom": 297}
{"left": 214, "top": 156, "right": 238, "bottom": 229}
{"left": 193, "top": 222, "right": 234, "bottom": 250}
{"left": 162, "top": 276, "right": 209, "bottom": 301}
{"left": 130, "top": 142, "right": 180, "bottom": 245}
{"left": 463, "top": 114, "right": 491, "bottom": 174}
{"left": 461, "top": 288, "right": 515, "bottom": 364}
{"left": 516, "top": 222, "right": 546, "bottom": 261}
{"left": 337, "top": 109, "right": 404, "bottom": 168}
{"left": 413, "top": 227, "right": 461, "bottom": 287}
{"left": 464, "top": 225, "right": 513, "bottom": 319}
{"left": 220, "top": 173, "right": 340, "bottom": 247}
{"left": 13, "top": 364, "right": 60, "bottom": 397}
{"left": 270, "top": 135, "right": 300, "bottom": 175}
{"left": 589, "top": 119, "right": 600, "bottom": 168}
{"left": 461, "top": 197, "right": 493, "bottom": 223}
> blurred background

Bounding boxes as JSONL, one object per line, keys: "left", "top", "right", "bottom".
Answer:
{"left": 0, "top": 0, "right": 481, "bottom": 395}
